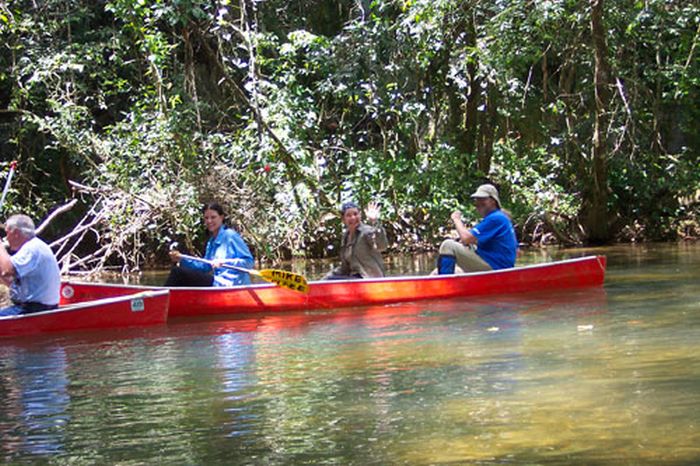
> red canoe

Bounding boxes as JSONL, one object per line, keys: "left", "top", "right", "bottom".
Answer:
{"left": 60, "top": 255, "right": 606, "bottom": 317}
{"left": 0, "top": 290, "right": 170, "bottom": 338}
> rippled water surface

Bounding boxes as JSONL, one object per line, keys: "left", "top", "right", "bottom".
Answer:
{"left": 1, "top": 244, "right": 699, "bottom": 464}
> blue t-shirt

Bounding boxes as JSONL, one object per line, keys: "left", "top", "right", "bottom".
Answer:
{"left": 470, "top": 210, "right": 517, "bottom": 270}
{"left": 10, "top": 237, "right": 61, "bottom": 305}
{"left": 180, "top": 227, "right": 255, "bottom": 286}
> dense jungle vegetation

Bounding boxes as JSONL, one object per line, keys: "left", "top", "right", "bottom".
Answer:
{"left": 0, "top": 0, "right": 698, "bottom": 272}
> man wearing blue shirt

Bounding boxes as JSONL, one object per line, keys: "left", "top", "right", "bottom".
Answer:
{"left": 437, "top": 184, "right": 518, "bottom": 274}
{"left": 0, "top": 214, "right": 61, "bottom": 316}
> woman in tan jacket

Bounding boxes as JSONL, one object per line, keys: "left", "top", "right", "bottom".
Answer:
{"left": 324, "top": 201, "right": 388, "bottom": 279}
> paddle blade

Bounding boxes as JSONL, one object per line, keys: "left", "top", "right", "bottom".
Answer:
{"left": 259, "top": 269, "right": 309, "bottom": 293}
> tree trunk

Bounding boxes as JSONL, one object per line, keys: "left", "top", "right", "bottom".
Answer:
{"left": 477, "top": 82, "right": 497, "bottom": 174}
{"left": 559, "top": 61, "right": 578, "bottom": 170}
{"left": 448, "top": 10, "right": 480, "bottom": 179}
{"left": 585, "top": 0, "right": 611, "bottom": 243}
{"left": 462, "top": 14, "right": 479, "bottom": 162}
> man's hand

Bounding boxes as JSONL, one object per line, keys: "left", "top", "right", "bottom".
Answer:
{"left": 450, "top": 210, "right": 476, "bottom": 245}
{"left": 0, "top": 240, "right": 15, "bottom": 278}
{"left": 0, "top": 272, "right": 12, "bottom": 286}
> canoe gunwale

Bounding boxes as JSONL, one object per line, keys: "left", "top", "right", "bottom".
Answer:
{"left": 0, "top": 290, "right": 170, "bottom": 321}
{"left": 62, "top": 255, "right": 605, "bottom": 293}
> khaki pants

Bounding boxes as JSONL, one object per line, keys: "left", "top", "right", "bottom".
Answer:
{"left": 439, "top": 239, "right": 492, "bottom": 272}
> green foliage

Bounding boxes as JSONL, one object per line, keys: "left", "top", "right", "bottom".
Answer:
{"left": 0, "top": 0, "right": 698, "bottom": 269}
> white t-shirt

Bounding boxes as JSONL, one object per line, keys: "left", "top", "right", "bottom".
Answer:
{"left": 10, "top": 236, "right": 61, "bottom": 305}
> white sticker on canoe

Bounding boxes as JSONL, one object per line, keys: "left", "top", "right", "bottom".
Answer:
{"left": 131, "top": 298, "right": 145, "bottom": 312}
{"left": 61, "top": 285, "right": 75, "bottom": 299}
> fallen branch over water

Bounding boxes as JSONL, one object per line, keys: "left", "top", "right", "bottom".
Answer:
{"left": 47, "top": 179, "right": 197, "bottom": 277}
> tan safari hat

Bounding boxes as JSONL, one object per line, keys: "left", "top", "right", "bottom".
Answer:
{"left": 470, "top": 184, "right": 501, "bottom": 208}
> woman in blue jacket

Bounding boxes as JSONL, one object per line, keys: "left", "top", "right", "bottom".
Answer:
{"left": 165, "top": 202, "right": 255, "bottom": 287}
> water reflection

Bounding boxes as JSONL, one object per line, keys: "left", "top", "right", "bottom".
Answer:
{"left": 194, "top": 288, "right": 613, "bottom": 464}
{"left": 0, "top": 345, "right": 70, "bottom": 460}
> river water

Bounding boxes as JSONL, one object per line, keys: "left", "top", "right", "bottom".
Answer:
{"left": 0, "top": 243, "right": 699, "bottom": 464}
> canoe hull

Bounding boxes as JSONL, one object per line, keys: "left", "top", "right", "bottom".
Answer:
{"left": 60, "top": 255, "right": 606, "bottom": 317}
{"left": 0, "top": 290, "right": 170, "bottom": 338}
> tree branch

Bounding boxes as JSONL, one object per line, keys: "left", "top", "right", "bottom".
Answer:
{"left": 36, "top": 199, "right": 78, "bottom": 236}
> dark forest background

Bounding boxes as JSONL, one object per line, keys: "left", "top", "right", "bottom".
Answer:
{"left": 0, "top": 0, "right": 698, "bottom": 272}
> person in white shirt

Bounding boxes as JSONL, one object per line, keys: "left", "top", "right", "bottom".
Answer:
{"left": 0, "top": 214, "right": 60, "bottom": 316}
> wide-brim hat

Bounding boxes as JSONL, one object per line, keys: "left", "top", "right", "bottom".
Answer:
{"left": 470, "top": 184, "right": 501, "bottom": 208}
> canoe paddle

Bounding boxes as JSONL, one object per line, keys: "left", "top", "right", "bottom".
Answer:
{"left": 171, "top": 245, "right": 309, "bottom": 293}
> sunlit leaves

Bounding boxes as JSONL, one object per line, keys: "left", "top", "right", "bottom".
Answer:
{"left": 0, "top": 0, "right": 698, "bottom": 260}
